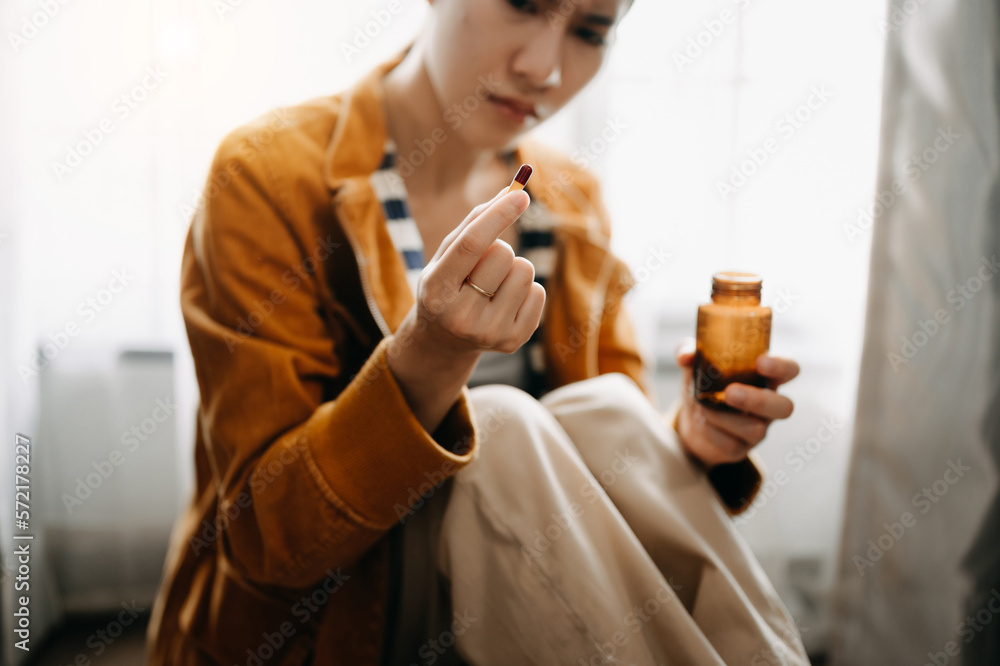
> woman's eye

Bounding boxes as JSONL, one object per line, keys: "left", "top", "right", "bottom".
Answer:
{"left": 507, "top": 0, "right": 539, "bottom": 14}
{"left": 575, "top": 28, "right": 606, "bottom": 46}
{"left": 505, "top": 0, "right": 608, "bottom": 45}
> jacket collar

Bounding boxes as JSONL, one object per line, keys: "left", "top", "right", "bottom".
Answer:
{"left": 322, "top": 48, "right": 400, "bottom": 194}
{"left": 320, "top": 45, "right": 618, "bottom": 342}
{"left": 321, "top": 44, "right": 606, "bottom": 237}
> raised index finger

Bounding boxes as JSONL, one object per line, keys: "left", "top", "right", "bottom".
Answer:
{"left": 429, "top": 186, "right": 510, "bottom": 264}
{"left": 437, "top": 189, "right": 530, "bottom": 281}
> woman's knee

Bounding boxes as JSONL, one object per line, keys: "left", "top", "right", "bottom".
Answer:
{"left": 585, "top": 372, "right": 647, "bottom": 405}
{"left": 466, "top": 383, "right": 565, "bottom": 462}
{"left": 469, "top": 384, "right": 542, "bottom": 438}
{"left": 566, "top": 372, "right": 656, "bottom": 415}
{"left": 545, "top": 373, "right": 666, "bottom": 440}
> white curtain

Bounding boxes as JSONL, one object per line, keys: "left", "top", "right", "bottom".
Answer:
{"left": 831, "top": 0, "right": 999, "bottom": 663}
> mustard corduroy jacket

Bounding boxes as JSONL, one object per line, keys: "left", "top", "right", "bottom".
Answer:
{"left": 147, "top": 48, "right": 763, "bottom": 665}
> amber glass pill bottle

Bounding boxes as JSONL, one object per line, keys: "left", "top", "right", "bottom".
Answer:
{"left": 693, "top": 272, "right": 772, "bottom": 413}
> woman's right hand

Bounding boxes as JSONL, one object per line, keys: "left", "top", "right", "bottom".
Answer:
{"left": 386, "top": 187, "right": 545, "bottom": 433}
{"left": 416, "top": 186, "right": 545, "bottom": 354}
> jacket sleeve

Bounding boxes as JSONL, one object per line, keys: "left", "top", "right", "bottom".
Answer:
{"left": 181, "top": 127, "right": 478, "bottom": 588}
{"left": 577, "top": 171, "right": 764, "bottom": 516}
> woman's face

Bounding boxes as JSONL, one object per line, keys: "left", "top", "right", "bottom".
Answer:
{"left": 423, "top": 0, "right": 629, "bottom": 148}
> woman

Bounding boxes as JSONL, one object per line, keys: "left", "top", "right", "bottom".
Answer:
{"left": 148, "top": 0, "right": 808, "bottom": 663}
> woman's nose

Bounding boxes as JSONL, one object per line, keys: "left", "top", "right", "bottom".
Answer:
{"left": 512, "top": 29, "right": 563, "bottom": 90}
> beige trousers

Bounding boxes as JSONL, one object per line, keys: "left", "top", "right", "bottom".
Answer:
{"left": 435, "top": 373, "right": 809, "bottom": 666}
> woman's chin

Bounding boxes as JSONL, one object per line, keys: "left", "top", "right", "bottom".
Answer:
{"left": 458, "top": 124, "right": 529, "bottom": 154}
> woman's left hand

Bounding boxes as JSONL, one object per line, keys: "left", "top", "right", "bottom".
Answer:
{"left": 672, "top": 338, "right": 800, "bottom": 468}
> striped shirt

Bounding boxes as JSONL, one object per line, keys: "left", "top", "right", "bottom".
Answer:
{"left": 369, "top": 138, "right": 555, "bottom": 398}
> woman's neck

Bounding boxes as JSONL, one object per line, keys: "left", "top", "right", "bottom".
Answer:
{"left": 382, "top": 43, "right": 505, "bottom": 198}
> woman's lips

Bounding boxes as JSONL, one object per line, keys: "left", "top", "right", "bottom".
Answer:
{"left": 488, "top": 94, "right": 537, "bottom": 123}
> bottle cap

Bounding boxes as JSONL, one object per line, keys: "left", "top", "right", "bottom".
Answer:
{"left": 712, "top": 271, "right": 762, "bottom": 296}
